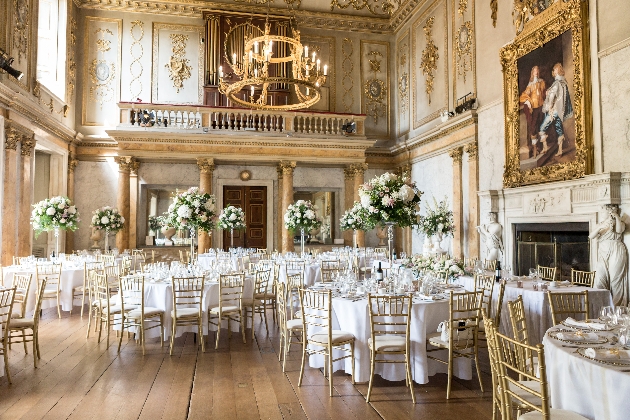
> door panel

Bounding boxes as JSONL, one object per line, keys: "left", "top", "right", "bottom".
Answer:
{"left": 222, "top": 185, "right": 267, "bottom": 250}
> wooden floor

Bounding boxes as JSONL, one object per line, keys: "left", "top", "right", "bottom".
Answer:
{"left": 0, "top": 308, "right": 493, "bottom": 420}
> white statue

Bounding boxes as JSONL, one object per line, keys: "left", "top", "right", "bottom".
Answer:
{"left": 477, "top": 212, "right": 503, "bottom": 261}
{"left": 590, "top": 204, "right": 629, "bottom": 306}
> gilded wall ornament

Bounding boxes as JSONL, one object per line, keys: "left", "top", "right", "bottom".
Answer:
{"left": 330, "top": 0, "right": 402, "bottom": 16}
{"left": 364, "top": 51, "right": 387, "bottom": 124}
{"left": 455, "top": 21, "right": 473, "bottom": 82}
{"left": 512, "top": 0, "right": 548, "bottom": 34}
{"left": 398, "top": 72, "right": 409, "bottom": 113}
{"left": 129, "top": 20, "right": 145, "bottom": 99}
{"left": 165, "top": 33, "right": 193, "bottom": 93}
{"left": 458, "top": 0, "right": 468, "bottom": 16}
{"left": 13, "top": 0, "right": 29, "bottom": 64}
{"left": 89, "top": 60, "right": 116, "bottom": 105}
{"left": 341, "top": 38, "right": 354, "bottom": 113}
{"left": 67, "top": 17, "right": 77, "bottom": 101}
{"left": 420, "top": 16, "right": 438, "bottom": 104}
{"left": 490, "top": 0, "right": 498, "bottom": 27}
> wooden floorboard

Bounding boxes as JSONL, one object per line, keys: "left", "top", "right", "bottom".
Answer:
{"left": 0, "top": 306, "right": 494, "bottom": 419}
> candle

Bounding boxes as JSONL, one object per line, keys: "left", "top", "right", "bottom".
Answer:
{"left": 254, "top": 42, "right": 259, "bottom": 54}
{"left": 254, "top": 68, "right": 258, "bottom": 77}
{"left": 232, "top": 53, "right": 236, "bottom": 64}
{"left": 323, "top": 64, "right": 328, "bottom": 76}
{"left": 312, "top": 52, "right": 316, "bottom": 62}
{"left": 249, "top": 50, "right": 253, "bottom": 62}
{"left": 316, "top": 59, "right": 320, "bottom": 71}
{"left": 306, "top": 67, "right": 309, "bottom": 76}
{"left": 251, "top": 86, "right": 254, "bottom": 96}
{"left": 304, "top": 46, "right": 308, "bottom": 58}
{"left": 218, "top": 66, "right": 223, "bottom": 77}
{"left": 306, "top": 87, "right": 309, "bottom": 95}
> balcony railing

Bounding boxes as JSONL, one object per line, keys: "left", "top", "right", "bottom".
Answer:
{"left": 117, "top": 102, "right": 366, "bottom": 137}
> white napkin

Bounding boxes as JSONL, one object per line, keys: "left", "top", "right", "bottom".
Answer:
{"left": 556, "top": 332, "right": 598, "bottom": 341}
{"left": 585, "top": 348, "right": 630, "bottom": 360}
{"left": 564, "top": 317, "right": 608, "bottom": 330}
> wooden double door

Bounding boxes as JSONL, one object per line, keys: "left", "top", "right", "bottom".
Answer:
{"left": 222, "top": 186, "right": 267, "bottom": 250}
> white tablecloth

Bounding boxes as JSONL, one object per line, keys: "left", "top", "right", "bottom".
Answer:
{"left": 543, "top": 325, "right": 630, "bottom": 420}
{"left": 114, "top": 276, "right": 253, "bottom": 339}
{"left": 306, "top": 296, "right": 472, "bottom": 384}
{"left": 2, "top": 265, "right": 84, "bottom": 313}
{"left": 278, "top": 263, "right": 322, "bottom": 288}
{"left": 455, "top": 276, "right": 613, "bottom": 344}
{"left": 197, "top": 254, "right": 240, "bottom": 271}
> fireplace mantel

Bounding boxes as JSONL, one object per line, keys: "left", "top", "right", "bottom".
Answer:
{"left": 478, "top": 172, "right": 630, "bottom": 270}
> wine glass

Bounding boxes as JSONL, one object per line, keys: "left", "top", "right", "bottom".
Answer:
{"left": 600, "top": 306, "right": 615, "bottom": 326}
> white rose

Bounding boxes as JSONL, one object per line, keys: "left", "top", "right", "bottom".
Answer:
{"left": 360, "top": 193, "right": 371, "bottom": 208}
{"left": 305, "top": 210, "right": 315, "bottom": 220}
{"left": 46, "top": 207, "right": 56, "bottom": 216}
{"left": 295, "top": 212, "right": 301, "bottom": 219}
{"left": 60, "top": 218, "right": 66, "bottom": 224}
{"left": 229, "top": 214, "right": 237, "bottom": 221}
{"left": 120, "top": 217, "right": 125, "bottom": 224}
{"left": 398, "top": 184, "right": 415, "bottom": 202}
{"left": 382, "top": 173, "right": 397, "bottom": 182}
{"left": 92, "top": 215, "right": 98, "bottom": 224}
{"left": 58, "top": 204, "right": 65, "bottom": 210}
{"left": 68, "top": 206, "right": 76, "bottom": 214}
{"left": 177, "top": 205, "right": 192, "bottom": 218}
{"left": 101, "top": 216, "right": 110, "bottom": 224}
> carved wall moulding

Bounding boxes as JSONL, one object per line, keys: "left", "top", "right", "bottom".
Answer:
{"left": 341, "top": 38, "right": 354, "bottom": 113}
{"left": 12, "top": 0, "right": 29, "bottom": 64}
{"left": 67, "top": 16, "right": 77, "bottom": 101}
{"left": 197, "top": 157, "right": 215, "bottom": 174}
{"left": 455, "top": 21, "right": 473, "bottom": 83}
{"left": 449, "top": 146, "right": 463, "bottom": 163}
{"left": 329, "top": 0, "right": 404, "bottom": 16}
{"left": 165, "top": 33, "right": 192, "bottom": 93}
{"left": 512, "top": 0, "right": 550, "bottom": 35}
{"left": 360, "top": 40, "right": 390, "bottom": 138}
{"left": 115, "top": 156, "right": 139, "bottom": 172}
{"left": 490, "top": 0, "right": 497, "bottom": 27}
{"left": 419, "top": 16, "right": 438, "bottom": 104}
{"left": 129, "top": 20, "right": 145, "bottom": 99}
{"left": 364, "top": 51, "right": 387, "bottom": 124}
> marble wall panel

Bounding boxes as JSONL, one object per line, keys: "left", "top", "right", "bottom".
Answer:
{"left": 396, "top": 29, "right": 411, "bottom": 137}
{"left": 600, "top": 45, "right": 630, "bottom": 172}
{"left": 462, "top": 149, "right": 470, "bottom": 257}
{"left": 73, "top": 161, "right": 118, "bottom": 250}
{"left": 478, "top": 101, "right": 505, "bottom": 191}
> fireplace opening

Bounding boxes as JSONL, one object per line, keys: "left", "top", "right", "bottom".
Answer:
{"left": 514, "top": 222, "right": 590, "bottom": 281}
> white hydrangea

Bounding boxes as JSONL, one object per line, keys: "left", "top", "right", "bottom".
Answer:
{"left": 46, "top": 207, "right": 56, "bottom": 216}
{"left": 177, "top": 205, "right": 192, "bottom": 218}
{"left": 101, "top": 216, "right": 110, "bottom": 224}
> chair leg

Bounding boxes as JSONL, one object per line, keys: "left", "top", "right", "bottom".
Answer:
{"left": 366, "top": 349, "right": 375, "bottom": 402}
{"left": 328, "top": 346, "right": 334, "bottom": 397}
{"left": 214, "top": 317, "right": 221, "bottom": 350}
{"left": 200, "top": 321, "right": 205, "bottom": 353}
{"left": 262, "top": 304, "right": 269, "bottom": 336}
{"left": 4, "top": 348, "right": 11, "bottom": 384}
{"left": 241, "top": 311, "right": 246, "bottom": 344}
{"left": 250, "top": 306, "right": 255, "bottom": 340}
{"left": 446, "top": 348, "right": 453, "bottom": 399}
{"left": 80, "top": 290, "right": 86, "bottom": 318}
{"left": 282, "top": 333, "right": 289, "bottom": 372}
{"left": 406, "top": 352, "right": 416, "bottom": 403}
{"left": 57, "top": 294, "right": 61, "bottom": 318}
{"left": 159, "top": 315, "right": 164, "bottom": 348}
{"left": 350, "top": 342, "right": 355, "bottom": 385}
{"left": 117, "top": 318, "right": 125, "bottom": 353}
{"left": 474, "top": 347, "right": 484, "bottom": 393}
{"left": 169, "top": 321, "right": 176, "bottom": 356}
{"left": 22, "top": 330, "right": 27, "bottom": 353}
{"left": 297, "top": 341, "right": 307, "bottom": 387}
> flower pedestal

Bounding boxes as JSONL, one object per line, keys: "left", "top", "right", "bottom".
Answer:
{"left": 385, "top": 222, "right": 395, "bottom": 264}
{"left": 433, "top": 232, "right": 446, "bottom": 255}
{"left": 422, "top": 236, "right": 433, "bottom": 257}
{"left": 352, "top": 230, "right": 358, "bottom": 248}
{"left": 300, "top": 228, "right": 306, "bottom": 256}
{"left": 90, "top": 227, "right": 103, "bottom": 249}
{"left": 54, "top": 226, "right": 60, "bottom": 257}
{"left": 104, "top": 228, "right": 110, "bottom": 252}
{"left": 230, "top": 228, "right": 234, "bottom": 249}
{"left": 189, "top": 228, "right": 196, "bottom": 263}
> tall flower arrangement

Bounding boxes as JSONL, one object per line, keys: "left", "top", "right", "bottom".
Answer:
{"left": 148, "top": 215, "right": 164, "bottom": 235}
{"left": 166, "top": 187, "right": 217, "bottom": 232}
{"left": 218, "top": 206, "right": 246, "bottom": 230}
{"left": 358, "top": 172, "right": 422, "bottom": 227}
{"left": 284, "top": 200, "right": 322, "bottom": 232}
{"left": 31, "top": 196, "right": 80, "bottom": 237}
{"left": 340, "top": 201, "right": 376, "bottom": 231}
{"left": 417, "top": 197, "right": 454, "bottom": 237}
{"left": 401, "top": 254, "right": 468, "bottom": 280}
{"left": 90, "top": 206, "right": 125, "bottom": 233}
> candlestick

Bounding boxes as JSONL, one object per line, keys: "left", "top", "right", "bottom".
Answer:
{"left": 324, "top": 64, "right": 328, "bottom": 76}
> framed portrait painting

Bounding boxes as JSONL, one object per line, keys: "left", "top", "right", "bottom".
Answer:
{"left": 501, "top": 0, "right": 592, "bottom": 188}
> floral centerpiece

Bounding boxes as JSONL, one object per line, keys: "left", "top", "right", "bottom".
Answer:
{"left": 417, "top": 197, "right": 454, "bottom": 254}
{"left": 358, "top": 172, "right": 422, "bottom": 228}
{"left": 90, "top": 206, "right": 125, "bottom": 232}
{"left": 31, "top": 196, "right": 80, "bottom": 256}
{"left": 166, "top": 187, "right": 217, "bottom": 257}
{"left": 340, "top": 201, "right": 377, "bottom": 247}
{"left": 148, "top": 215, "right": 164, "bottom": 236}
{"left": 284, "top": 200, "right": 322, "bottom": 255}
{"left": 401, "top": 254, "right": 469, "bottom": 281}
{"left": 218, "top": 206, "right": 246, "bottom": 231}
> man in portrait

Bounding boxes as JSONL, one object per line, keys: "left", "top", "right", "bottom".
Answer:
{"left": 539, "top": 62, "right": 573, "bottom": 157}
{"left": 519, "top": 66, "right": 546, "bottom": 157}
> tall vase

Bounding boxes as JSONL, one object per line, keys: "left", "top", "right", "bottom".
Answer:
{"left": 104, "top": 228, "right": 110, "bottom": 252}
{"left": 230, "top": 228, "right": 234, "bottom": 249}
{"left": 54, "top": 226, "right": 60, "bottom": 257}
{"left": 189, "top": 228, "right": 196, "bottom": 264}
{"left": 353, "top": 230, "right": 358, "bottom": 248}
{"left": 385, "top": 222, "right": 395, "bottom": 264}
{"left": 433, "top": 232, "right": 445, "bottom": 255}
{"left": 300, "top": 228, "right": 305, "bottom": 257}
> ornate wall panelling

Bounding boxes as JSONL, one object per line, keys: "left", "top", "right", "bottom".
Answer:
{"left": 152, "top": 23, "right": 204, "bottom": 104}
{"left": 7, "top": 0, "right": 34, "bottom": 92}
{"left": 412, "top": 0, "right": 448, "bottom": 129}
{"left": 360, "top": 40, "right": 390, "bottom": 139}
{"left": 122, "top": 20, "right": 147, "bottom": 102}
{"left": 82, "top": 17, "right": 122, "bottom": 126}
{"left": 341, "top": 38, "right": 355, "bottom": 113}
{"left": 396, "top": 29, "right": 410, "bottom": 137}
{"left": 301, "top": 35, "right": 336, "bottom": 112}
{"left": 66, "top": 10, "right": 77, "bottom": 103}
{"left": 452, "top": 0, "right": 476, "bottom": 106}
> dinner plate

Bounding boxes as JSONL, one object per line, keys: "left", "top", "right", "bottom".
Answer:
{"left": 576, "top": 347, "right": 630, "bottom": 366}
{"left": 548, "top": 329, "right": 608, "bottom": 344}
{"left": 560, "top": 319, "right": 612, "bottom": 331}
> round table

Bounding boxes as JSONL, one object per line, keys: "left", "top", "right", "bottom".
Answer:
{"left": 543, "top": 324, "right": 630, "bottom": 420}
{"left": 278, "top": 263, "right": 321, "bottom": 288}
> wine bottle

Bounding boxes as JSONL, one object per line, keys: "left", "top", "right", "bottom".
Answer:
{"left": 375, "top": 262, "right": 384, "bottom": 282}
{"left": 495, "top": 260, "right": 502, "bottom": 283}
{"left": 392, "top": 250, "right": 397, "bottom": 261}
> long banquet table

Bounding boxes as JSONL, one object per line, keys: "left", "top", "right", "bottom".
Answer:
{"left": 543, "top": 324, "right": 630, "bottom": 420}
{"left": 455, "top": 275, "right": 613, "bottom": 344}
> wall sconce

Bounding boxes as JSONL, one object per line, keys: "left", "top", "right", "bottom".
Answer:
{"left": 0, "top": 48, "right": 24, "bottom": 80}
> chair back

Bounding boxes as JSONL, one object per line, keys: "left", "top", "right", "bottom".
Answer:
{"left": 300, "top": 288, "right": 332, "bottom": 341}
{"left": 537, "top": 265, "right": 557, "bottom": 281}
{"left": 321, "top": 267, "right": 340, "bottom": 283}
{"left": 98, "top": 254, "right": 115, "bottom": 265}
{"left": 494, "top": 280, "right": 506, "bottom": 328}
{"left": 367, "top": 294, "right": 412, "bottom": 351}
{"left": 32, "top": 277, "right": 48, "bottom": 327}
{"left": 481, "top": 310, "right": 504, "bottom": 419}
{"left": 0, "top": 288, "right": 16, "bottom": 345}
{"left": 253, "top": 269, "right": 271, "bottom": 299}
{"left": 374, "top": 247, "right": 388, "bottom": 259}
{"left": 286, "top": 259, "right": 305, "bottom": 272}
{"left": 12, "top": 273, "right": 33, "bottom": 318}
{"left": 446, "top": 290, "right": 483, "bottom": 349}
{"left": 276, "top": 281, "right": 288, "bottom": 328}
{"left": 120, "top": 275, "right": 145, "bottom": 313}
{"left": 172, "top": 277, "right": 204, "bottom": 318}
{"left": 104, "top": 264, "right": 120, "bottom": 286}
{"left": 120, "top": 256, "right": 132, "bottom": 276}
{"left": 475, "top": 274, "right": 495, "bottom": 321}
{"left": 508, "top": 295, "right": 530, "bottom": 345}
{"left": 217, "top": 273, "right": 245, "bottom": 312}
{"left": 495, "top": 331, "right": 549, "bottom": 419}
{"left": 321, "top": 260, "right": 340, "bottom": 270}
{"left": 464, "top": 257, "right": 478, "bottom": 268}
{"left": 571, "top": 269, "right": 595, "bottom": 287}
{"left": 547, "top": 290, "right": 589, "bottom": 326}
{"left": 93, "top": 273, "right": 113, "bottom": 311}
{"left": 483, "top": 259, "right": 497, "bottom": 271}
{"left": 36, "top": 264, "right": 61, "bottom": 290}
{"left": 240, "top": 255, "right": 251, "bottom": 272}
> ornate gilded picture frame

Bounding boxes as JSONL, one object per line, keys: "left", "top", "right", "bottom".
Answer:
{"left": 501, "top": 0, "right": 591, "bottom": 188}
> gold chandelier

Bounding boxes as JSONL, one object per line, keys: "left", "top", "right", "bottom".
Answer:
{"left": 217, "top": 13, "right": 328, "bottom": 111}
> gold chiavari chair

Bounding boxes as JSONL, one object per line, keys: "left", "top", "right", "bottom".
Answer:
{"left": 464, "top": 257, "right": 478, "bottom": 268}
{"left": 494, "top": 329, "right": 589, "bottom": 420}
{"left": 320, "top": 267, "right": 340, "bottom": 283}
{"left": 0, "top": 287, "right": 17, "bottom": 383}
{"left": 119, "top": 275, "right": 164, "bottom": 354}
{"left": 286, "top": 272, "right": 304, "bottom": 320}
{"left": 426, "top": 290, "right": 484, "bottom": 399}
{"left": 9, "top": 278, "right": 47, "bottom": 367}
{"left": 120, "top": 256, "right": 132, "bottom": 276}
{"left": 240, "top": 255, "right": 251, "bottom": 272}
{"left": 36, "top": 263, "right": 62, "bottom": 318}
{"left": 483, "top": 259, "right": 497, "bottom": 271}
{"left": 276, "top": 282, "right": 303, "bottom": 372}
{"left": 171, "top": 276, "right": 205, "bottom": 355}
{"left": 508, "top": 295, "right": 530, "bottom": 345}
{"left": 208, "top": 273, "right": 246, "bottom": 350}
{"left": 570, "top": 269, "right": 595, "bottom": 287}
{"left": 434, "top": 270, "right": 449, "bottom": 283}
{"left": 256, "top": 248, "right": 267, "bottom": 255}
{"left": 286, "top": 259, "right": 306, "bottom": 272}
{"left": 88, "top": 272, "right": 122, "bottom": 348}
{"left": 243, "top": 269, "right": 272, "bottom": 338}
{"left": 475, "top": 274, "right": 495, "bottom": 344}
{"left": 298, "top": 288, "right": 356, "bottom": 397}
{"left": 366, "top": 294, "right": 415, "bottom": 403}
{"left": 537, "top": 265, "right": 557, "bottom": 281}
{"left": 11, "top": 274, "right": 33, "bottom": 320}
{"left": 321, "top": 260, "right": 340, "bottom": 270}
{"left": 131, "top": 249, "right": 146, "bottom": 271}
{"left": 547, "top": 290, "right": 589, "bottom": 326}
{"left": 374, "top": 247, "right": 388, "bottom": 259}
{"left": 98, "top": 254, "right": 116, "bottom": 265}
{"left": 71, "top": 261, "right": 104, "bottom": 317}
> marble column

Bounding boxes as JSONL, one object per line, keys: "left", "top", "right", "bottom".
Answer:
{"left": 397, "top": 164, "right": 413, "bottom": 256}
{"left": 465, "top": 141, "right": 480, "bottom": 259}
{"left": 129, "top": 160, "right": 140, "bottom": 249}
{"left": 197, "top": 158, "right": 215, "bottom": 253}
{"left": 1, "top": 125, "right": 20, "bottom": 266}
{"left": 114, "top": 156, "right": 137, "bottom": 251}
{"left": 343, "top": 166, "right": 356, "bottom": 246}
{"left": 18, "top": 134, "right": 36, "bottom": 257}
{"left": 65, "top": 157, "right": 78, "bottom": 253}
{"left": 276, "top": 165, "right": 283, "bottom": 252}
{"left": 352, "top": 163, "right": 368, "bottom": 248}
{"left": 280, "top": 161, "right": 296, "bottom": 253}
{"left": 449, "top": 147, "right": 464, "bottom": 259}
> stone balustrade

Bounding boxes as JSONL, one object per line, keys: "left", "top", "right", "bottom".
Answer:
{"left": 117, "top": 102, "right": 366, "bottom": 137}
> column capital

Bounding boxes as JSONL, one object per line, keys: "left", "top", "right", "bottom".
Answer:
{"left": 68, "top": 158, "right": 79, "bottom": 173}
{"left": 464, "top": 141, "right": 478, "bottom": 160}
{"left": 349, "top": 162, "right": 368, "bottom": 176}
{"left": 5, "top": 127, "right": 19, "bottom": 150}
{"left": 397, "top": 163, "right": 411, "bottom": 177}
{"left": 276, "top": 164, "right": 284, "bottom": 179}
{"left": 114, "top": 156, "right": 138, "bottom": 173}
{"left": 197, "top": 157, "right": 215, "bottom": 174}
{"left": 20, "top": 135, "right": 36, "bottom": 156}
{"left": 279, "top": 160, "right": 296, "bottom": 176}
{"left": 343, "top": 166, "right": 355, "bottom": 180}
{"left": 130, "top": 159, "right": 140, "bottom": 175}
{"left": 449, "top": 147, "right": 463, "bottom": 163}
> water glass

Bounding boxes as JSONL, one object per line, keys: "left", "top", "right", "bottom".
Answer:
{"left": 600, "top": 306, "right": 615, "bottom": 325}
